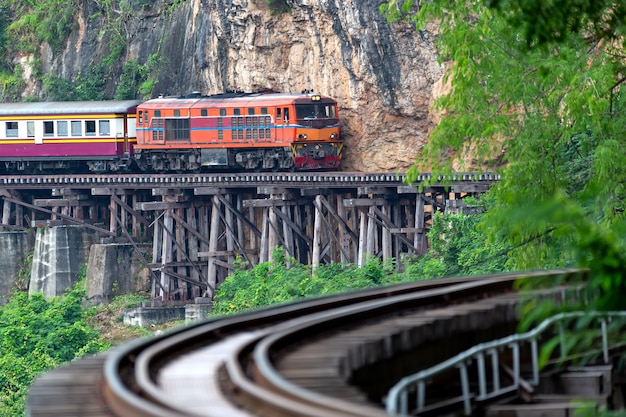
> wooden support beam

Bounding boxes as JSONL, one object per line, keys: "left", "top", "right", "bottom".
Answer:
{"left": 343, "top": 198, "right": 386, "bottom": 207}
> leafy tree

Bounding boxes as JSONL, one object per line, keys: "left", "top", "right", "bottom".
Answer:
{"left": 380, "top": 0, "right": 626, "bottom": 379}
{"left": 0, "top": 282, "right": 109, "bottom": 414}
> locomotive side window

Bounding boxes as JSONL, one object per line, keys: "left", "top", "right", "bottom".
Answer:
{"left": 71, "top": 121, "right": 82, "bottom": 136}
{"left": 283, "top": 108, "right": 289, "bottom": 123}
{"left": 57, "top": 121, "right": 68, "bottom": 136}
{"left": 43, "top": 121, "right": 54, "bottom": 137}
{"left": 99, "top": 120, "right": 110, "bottom": 136}
{"left": 277, "top": 108, "right": 282, "bottom": 120}
{"left": 248, "top": 108, "right": 255, "bottom": 115}
{"left": 234, "top": 108, "right": 240, "bottom": 115}
{"left": 220, "top": 109, "right": 226, "bottom": 116}
{"left": 261, "top": 108, "right": 268, "bottom": 114}
{"left": 174, "top": 110, "right": 180, "bottom": 117}
{"left": 201, "top": 109, "right": 208, "bottom": 117}
{"left": 155, "top": 110, "right": 161, "bottom": 117}
{"left": 143, "top": 111, "right": 148, "bottom": 124}
{"left": 138, "top": 111, "right": 143, "bottom": 125}
{"left": 27, "top": 121, "right": 34, "bottom": 138}
{"left": 6, "top": 121, "right": 18, "bottom": 137}
{"left": 85, "top": 120, "right": 96, "bottom": 136}
{"left": 165, "top": 118, "right": 190, "bottom": 141}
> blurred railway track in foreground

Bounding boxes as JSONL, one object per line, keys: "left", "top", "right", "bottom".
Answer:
{"left": 27, "top": 270, "right": 582, "bottom": 417}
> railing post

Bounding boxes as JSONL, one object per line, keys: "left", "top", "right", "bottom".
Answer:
{"left": 510, "top": 342, "right": 520, "bottom": 388}
{"left": 459, "top": 362, "right": 472, "bottom": 416}
{"left": 417, "top": 380, "right": 426, "bottom": 412}
{"left": 601, "top": 319, "right": 609, "bottom": 364}
{"left": 489, "top": 348, "right": 500, "bottom": 391}
{"left": 531, "top": 338, "right": 539, "bottom": 385}
{"left": 477, "top": 352, "right": 487, "bottom": 399}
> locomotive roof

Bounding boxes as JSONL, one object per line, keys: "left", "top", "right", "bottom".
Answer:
{"left": 0, "top": 100, "right": 143, "bottom": 116}
{"left": 138, "top": 93, "right": 336, "bottom": 109}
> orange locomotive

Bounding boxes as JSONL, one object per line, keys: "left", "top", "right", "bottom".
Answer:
{"left": 134, "top": 92, "right": 343, "bottom": 172}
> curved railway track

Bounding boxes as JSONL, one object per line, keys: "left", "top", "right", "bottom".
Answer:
{"left": 27, "top": 269, "right": 581, "bottom": 417}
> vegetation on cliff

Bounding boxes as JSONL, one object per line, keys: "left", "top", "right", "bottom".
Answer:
{"left": 381, "top": 0, "right": 626, "bottom": 375}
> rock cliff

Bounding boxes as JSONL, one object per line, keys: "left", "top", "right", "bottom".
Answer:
{"left": 24, "top": 0, "right": 445, "bottom": 172}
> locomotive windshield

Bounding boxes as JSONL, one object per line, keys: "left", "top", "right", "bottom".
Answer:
{"left": 295, "top": 103, "right": 338, "bottom": 127}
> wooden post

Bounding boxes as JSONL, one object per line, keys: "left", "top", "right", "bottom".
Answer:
{"left": 248, "top": 205, "right": 258, "bottom": 265}
{"left": 187, "top": 205, "right": 200, "bottom": 299}
{"left": 268, "top": 198, "right": 278, "bottom": 261}
{"left": 312, "top": 195, "right": 323, "bottom": 269}
{"left": 366, "top": 206, "right": 375, "bottom": 258}
{"left": 259, "top": 208, "right": 269, "bottom": 263}
{"left": 109, "top": 195, "right": 118, "bottom": 235}
{"left": 1, "top": 199, "right": 10, "bottom": 229}
{"left": 152, "top": 214, "right": 163, "bottom": 299}
{"left": 382, "top": 205, "right": 392, "bottom": 261}
{"left": 132, "top": 194, "right": 141, "bottom": 238}
{"left": 160, "top": 211, "right": 174, "bottom": 302}
{"left": 207, "top": 195, "right": 220, "bottom": 299}
{"left": 358, "top": 211, "right": 366, "bottom": 268}
{"left": 282, "top": 203, "right": 293, "bottom": 267}
{"left": 415, "top": 194, "right": 425, "bottom": 254}
{"left": 225, "top": 194, "right": 235, "bottom": 277}
{"left": 175, "top": 207, "right": 185, "bottom": 301}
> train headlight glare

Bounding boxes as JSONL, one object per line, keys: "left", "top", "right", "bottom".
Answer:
{"left": 311, "top": 94, "right": 321, "bottom": 101}
{"left": 330, "top": 133, "right": 337, "bottom": 139}
{"left": 298, "top": 134, "right": 307, "bottom": 139}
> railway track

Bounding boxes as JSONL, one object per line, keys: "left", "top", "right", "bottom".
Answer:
{"left": 0, "top": 171, "right": 498, "bottom": 189}
{"left": 27, "top": 269, "right": 581, "bottom": 417}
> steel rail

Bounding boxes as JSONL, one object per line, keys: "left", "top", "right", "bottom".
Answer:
{"left": 101, "top": 269, "right": 574, "bottom": 416}
{"left": 0, "top": 171, "right": 500, "bottom": 189}
{"left": 103, "top": 275, "right": 488, "bottom": 416}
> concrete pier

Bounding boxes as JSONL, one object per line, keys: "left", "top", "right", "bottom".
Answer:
{"left": 0, "top": 231, "right": 35, "bottom": 304}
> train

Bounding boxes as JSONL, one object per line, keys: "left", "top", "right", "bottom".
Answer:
{"left": 0, "top": 92, "right": 343, "bottom": 174}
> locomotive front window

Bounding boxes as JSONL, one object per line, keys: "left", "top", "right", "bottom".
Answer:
{"left": 57, "top": 121, "right": 68, "bottom": 136}
{"left": 43, "top": 121, "right": 54, "bottom": 137}
{"left": 6, "top": 122, "right": 18, "bottom": 137}
{"left": 295, "top": 104, "right": 337, "bottom": 119}
{"left": 295, "top": 103, "right": 337, "bottom": 128}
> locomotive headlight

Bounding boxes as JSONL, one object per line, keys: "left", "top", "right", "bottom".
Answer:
{"left": 311, "top": 94, "right": 321, "bottom": 101}
{"left": 330, "top": 133, "right": 337, "bottom": 139}
{"left": 298, "top": 134, "right": 307, "bottom": 139}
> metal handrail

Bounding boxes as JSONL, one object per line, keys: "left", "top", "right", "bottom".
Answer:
{"left": 386, "top": 311, "right": 626, "bottom": 416}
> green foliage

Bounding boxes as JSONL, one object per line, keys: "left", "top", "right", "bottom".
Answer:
{"left": 115, "top": 54, "right": 162, "bottom": 100}
{"left": 0, "top": 281, "right": 109, "bottom": 414}
{"left": 267, "top": 0, "right": 290, "bottom": 15}
{"left": 381, "top": 0, "right": 626, "bottom": 383}
{"left": 5, "top": 0, "right": 77, "bottom": 54}
{"left": 485, "top": 0, "right": 626, "bottom": 47}
{"left": 43, "top": 62, "right": 107, "bottom": 101}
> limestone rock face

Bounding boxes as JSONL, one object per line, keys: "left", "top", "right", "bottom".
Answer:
{"left": 32, "top": 0, "right": 445, "bottom": 172}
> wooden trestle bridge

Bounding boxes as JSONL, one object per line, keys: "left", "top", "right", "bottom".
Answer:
{"left": 0, "top": 172, "right": 497, "bottom": 302}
